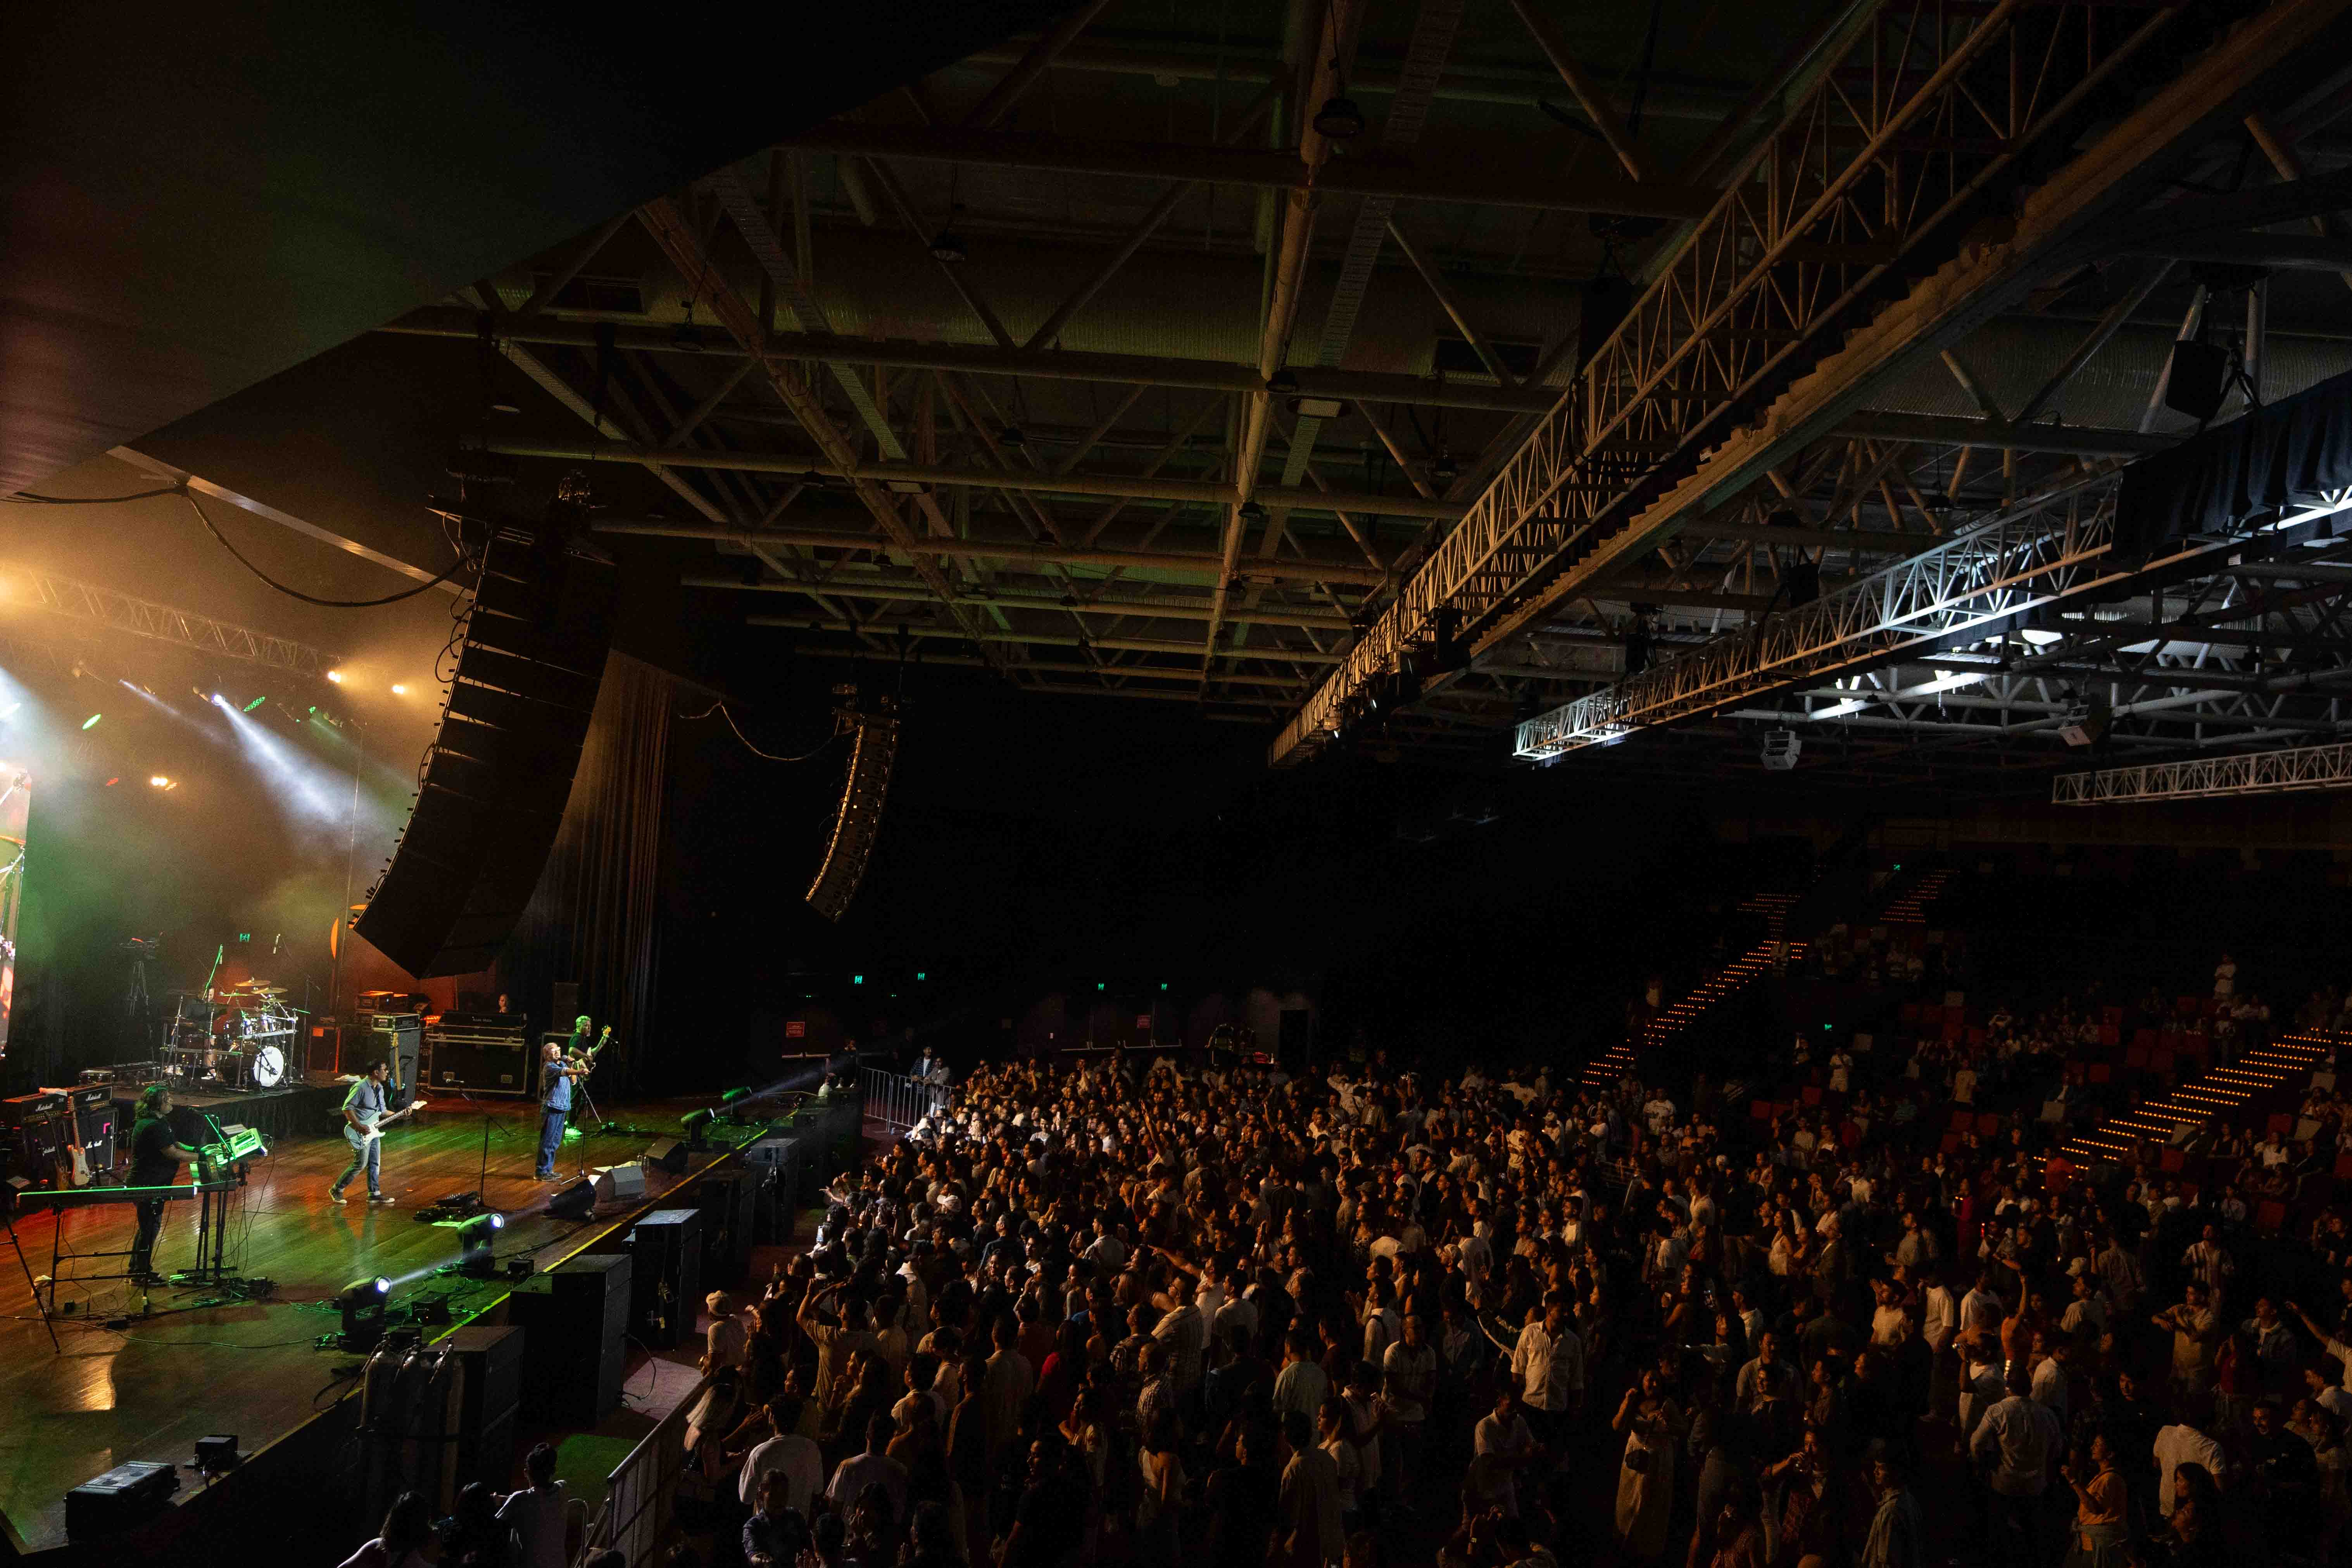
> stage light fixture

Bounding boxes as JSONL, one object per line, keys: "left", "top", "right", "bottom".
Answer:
{"left": 390, "top": 684, "right": 407, "bottom": 696}
{"left": 458, "top": 1212, "right": 505, "bottom": 1274}
{"left": 1312, "top": 96, "right": 1366, "bottom": 140}
{"left": 680, "top": 1107, "right": 716, "bottom": 1149}
{"left": 325, "top": 670, "right": 345, "bottom": 684}
{"left": 852, "top": 974, "right": 865, "bottom": 985}
{"left": 1760, "top": 730, "right": 1802, "bottom": 771}
{"left": 241, "top": 695, "right": 266, "bottom": 712}
{"left": 80, "top": 714, "right": 100, "bottom": 730}
{"left": 148, "top": 775, "right": 169, "bottom": 788}
{"left": 337, "top": 1275, "right": 392, "bottom": 1350}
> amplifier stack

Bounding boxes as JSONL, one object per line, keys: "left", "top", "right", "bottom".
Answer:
{"left": 426, "top": 1013, "right": 532, "bottom": 1097}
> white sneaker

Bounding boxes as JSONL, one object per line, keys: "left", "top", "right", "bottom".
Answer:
{"left": 368, "top": 1193, "right": 395, "bottom": 1206}
{"left": 328, "top": 1187, "right": 348, "bottom": 1204}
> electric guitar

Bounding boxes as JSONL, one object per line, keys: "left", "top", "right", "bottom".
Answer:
{"left": 562, "top": 1025, "right": 613, "bottom": 1079}
{"left": 347, "top": 1097, "right": 429, "bottom": 1148}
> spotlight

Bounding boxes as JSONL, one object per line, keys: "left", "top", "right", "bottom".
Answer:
{"left": 80, "top": 714, "right": 101, "bottom": 730}
{"left": 680, "top": 1108, "right": 715, "bottom": 1149}
{"left": 1760, "top": 730, "right": 1802, "bottom": 771}
{"left": 148, "top": 775, "right": 170, "bottom": 789}
{"left": 337, "top": 1275, "right": 392, "bottom": 1350}
{"left": 1313, "top": 96, "right": 1367, "bottom": 140}
{"left": 325, "top": 670, "right": 345, "bottom": 684}
{"left": 458, "top": 1211, "right": 506, "bottom": 1275}
{"left": 1432, "top": 453, "right": 1460, "bottom": 485}
{"left": 390, "top": 684, "right": 407, "bottom": 696}
{"left": 928, "top": 226, "right": 970, "bottom": 265}
{"left": 1266, "top": 368, "right": 1300, "bottom": 395}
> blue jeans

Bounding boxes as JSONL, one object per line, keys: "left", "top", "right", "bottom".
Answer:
{"left": 537, "top": 1109, "right": 568, "bottom": 1178}
{"left": 334, "top": 1130, "right": 381, "bottom": 1195}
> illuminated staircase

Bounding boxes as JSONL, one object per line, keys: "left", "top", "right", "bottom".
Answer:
{"left": 2062, "top": 1031, "right": 2332, "bottom": 1163}
{"left": 1882, "top": 868, "right": 1954, "bottom": 924}
{"left": 1586, "top": 931, "right": 1810, "bottom": 1088}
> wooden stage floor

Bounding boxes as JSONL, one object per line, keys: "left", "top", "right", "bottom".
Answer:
{"left": 0, "top": 1092, "right": 756, "bottom": 1556}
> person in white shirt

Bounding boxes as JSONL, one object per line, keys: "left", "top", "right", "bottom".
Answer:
{"left": 738, "top": 1397, "right": 825, "bottom": 1512}
{"left": 2154, "top": 1406, "right": 2227, "bottom": 1516}
{"left": 2214, "top": 954, "right": 2237, "bottom": 999}
{"left": 1472, "top": 1388, "right": 1539, "bottom": 1518}
{"left": 1510, "top": 1295, "right": 1584, "bottom": 1437}
{"left": 496, "top": 1444, "right": 574, "bottom": 1568}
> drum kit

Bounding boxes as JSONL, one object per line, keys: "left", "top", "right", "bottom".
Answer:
{"left": 164, "top": 980, "right": 296, "bottom": 1092}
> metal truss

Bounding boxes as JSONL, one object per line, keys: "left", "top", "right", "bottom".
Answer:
{"left": 0, "top": 560, "right": 336, "bottom": 677}
{"left": 2054, "top": 740, "right": 2352, "bottom": 804}
{"left": 1515, "top": 476, "right": 2123, "bottom": 756}
{"left": 1273, "top": 0, "right": 2201, "bottom": 763}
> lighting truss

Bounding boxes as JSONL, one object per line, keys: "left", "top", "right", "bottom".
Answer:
{"left": 1270, "top": 0, "right": 2202, "bottom": 765}
{"left": 0, "top": 561, "right": 337, "bottom": 676}
{"left": 1516, "top": 477, "right": 2122, "bottom": 757}
{"left": 2053, "top": 739, "right": 2352, "bottom": 804}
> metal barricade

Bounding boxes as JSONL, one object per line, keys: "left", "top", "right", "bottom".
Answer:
{"left": 575, "top": 1371, "right": 712, "bottom": 1568}
{"left": 860, "top": 1066, "right": 928, "bottom": 1136}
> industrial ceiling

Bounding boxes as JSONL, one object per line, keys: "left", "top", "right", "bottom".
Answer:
{"left": 26, "top": 0, "right": 2352, "bottom": 792}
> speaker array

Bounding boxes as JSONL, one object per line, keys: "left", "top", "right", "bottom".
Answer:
{"left": 357, "top": 523, "right": 618, "bottom": 976}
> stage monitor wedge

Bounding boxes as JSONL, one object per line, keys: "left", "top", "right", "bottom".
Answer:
{"left": 357, "top": 519, "right": 617, "bottom": 977}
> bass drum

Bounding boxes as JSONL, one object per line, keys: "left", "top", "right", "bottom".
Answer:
{"left": 249, "top": 1044, "right": 286, "bottom": 1089}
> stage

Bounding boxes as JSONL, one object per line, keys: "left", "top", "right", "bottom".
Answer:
{"left": 0, "top": 1091, "right": 831, "bottom": 1559}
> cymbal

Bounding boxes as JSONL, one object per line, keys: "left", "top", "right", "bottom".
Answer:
{"left": 238, "top": 988, "right": 288, "bottom": 998}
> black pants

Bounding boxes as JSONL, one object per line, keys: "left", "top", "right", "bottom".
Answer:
{"left": 131, "top": 1197, "right": 166, "bottom": 1278}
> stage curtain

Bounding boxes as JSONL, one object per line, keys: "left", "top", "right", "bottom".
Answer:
{"left": 497, "top": 650, "right": 670, "bottom": 1090}
{"left": 2116, "top": 364, "right": 2352, "bottom": 559}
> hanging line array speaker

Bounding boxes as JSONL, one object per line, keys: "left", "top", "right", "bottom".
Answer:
{"left": 357, "top": 520, "right": 618, "bottom": 976}
{"left": 804, "top": 693, "right": 899, "bottom": 922}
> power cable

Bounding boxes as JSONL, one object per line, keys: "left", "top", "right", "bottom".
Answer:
{"left": 185, "top": 491, "right": 473, "bottom": 608}
{"left": 3, "top": 486, "right": 188, "bottom": 505}
{"left": 679, "top": 700, "right": 845, "bottom": 762}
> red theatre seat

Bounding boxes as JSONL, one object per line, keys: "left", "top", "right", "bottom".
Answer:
{"left": 2160, "top": 1149, "right": 2186, "bottom": 1173}
{"left": 1950, "top": 1107, "right": 1975, "bottom": 1132}
{"left": 2087, "top": 1064, "right": 2112, "bottom": 1085}
{"left": 2124, "top": 1047, "right": 2150, "bottom": 1069}
{"left": 2257, "top": 1200, "right": 2289, "bottom": 1231}
{"left": 1976, "top": 1113, "right": 2003, "bottom": 1137}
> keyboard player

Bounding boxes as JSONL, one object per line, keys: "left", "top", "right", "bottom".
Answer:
{"left": 127, "top": 1083, "right": 204, "bottom": 1282}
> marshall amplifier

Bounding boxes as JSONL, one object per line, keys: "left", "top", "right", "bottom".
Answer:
{"left": 426, "top": 1015, "right": 532, "bottom": 1097}
{"left": 41, "top": 1086, "right": 117, "bottom": 1175}
{"left": 361, "top": 1015, "right": 424, "bottom": 1107}
{"left": 0, "top": 1091, "right": 68, "bottom": 1179}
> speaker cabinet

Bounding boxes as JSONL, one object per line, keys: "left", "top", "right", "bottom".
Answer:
{"left": 594, "top": 1163, "right": 648, "bottom": 1205}
{"left": 696, "top": 1174, "right": 754, "bottom": 1287}
{"left": 505, "top": 1254, "right": 628, "bottom": 1425}
{"left": 644, "top": 1139, "right": 688, "bottom": 1175}
{"left": 442, "top": 1325, "right": 525, "bottom": 1490}
{"left": 547, "top": 1177, "right": 597, "bottom": 1220}
{"left": 628, "top": 1208, "right": 703, "bottom": 1351}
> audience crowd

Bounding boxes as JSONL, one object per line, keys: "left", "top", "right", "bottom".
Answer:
{"left": 340, "top": 956, "right": 2352, "bottom": 1568}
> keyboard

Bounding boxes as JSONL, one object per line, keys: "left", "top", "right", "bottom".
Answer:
{"left": 16, "top": 1179, "right": 237, "bottom": 1211}
{"left": 198, "top": 1126, "right": 268, "bottom": 1164}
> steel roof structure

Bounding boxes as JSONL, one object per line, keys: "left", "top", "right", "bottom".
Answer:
{"left": 373, "top": 0, "right": 2352, "bottom": 786}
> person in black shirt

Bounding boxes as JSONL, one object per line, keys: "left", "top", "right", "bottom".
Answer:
{"left": 127, "top": 1083, "right": 202, "bottom": 1282}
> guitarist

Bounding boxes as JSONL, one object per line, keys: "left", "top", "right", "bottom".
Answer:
{"left": 537, "top": 1017, "right": 594, "bottom": 1181}
{"left": 330, "top": 1058, "right": 417, "bottom": 1206}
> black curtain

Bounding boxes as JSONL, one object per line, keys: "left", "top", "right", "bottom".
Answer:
{"left": 2116, "top": 364, "right": 2352, "bottom": 559}
{"left": 497, "top": 650, "right": 670, "bottom": 1090}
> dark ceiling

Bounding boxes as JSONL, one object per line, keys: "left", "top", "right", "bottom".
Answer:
{"left": 0, "top": 0, "right": 1077, "bottom": 497}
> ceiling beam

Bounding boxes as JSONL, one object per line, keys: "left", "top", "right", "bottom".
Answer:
{"left": 596, "top": 518, "right": 1387, "bottom": 585}
{"left": 2124, "top": 230, "right": 2352, "bottom": 272}
{"left": 485, "top": 436, "right": 1465, "bottom": 519}
{"left": 772, "top": 122, "right": 1716, "bottom": 219}
{"left": 688, "top": 574, "right": 1358, "bottom": 629}
{"left": 746, "top": 614, "right": 1344, "bottom": 663}
{"left": 1837, "top": 410, "right": 2173, "bottom": 457}
{"left": 380, "top": 306, "right": 1558, "bottom": 415}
